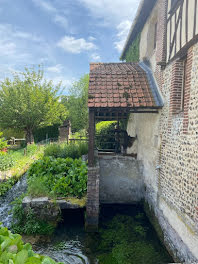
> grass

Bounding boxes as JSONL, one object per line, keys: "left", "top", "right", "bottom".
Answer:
{"left": 0, "top": 144, "right": 44, "bottom": 196}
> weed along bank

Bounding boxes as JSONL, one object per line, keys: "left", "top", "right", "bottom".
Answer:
{"left": 86, "top": 0, "right": 198, "bottom": 262}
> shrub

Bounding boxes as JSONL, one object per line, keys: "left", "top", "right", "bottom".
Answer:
{"left": 0, "top": 131, "right": 7, "bottom": 151}
{"left": 0, "top": 153, "right": 15, "bottom": 171}
{"left": 44, "top": 142, "right": 88, "bottom": 159}
{"left": 0, "top": 177, "right": 17, "bottom": 196}
{"left": 0, "top": 223, "right": 63, "bottom": 263}
{"left": 27, "top": 157, "right": 88, "bottom": 198}
{"left": 95, "top": 121, "right": 117, "bottom": 150}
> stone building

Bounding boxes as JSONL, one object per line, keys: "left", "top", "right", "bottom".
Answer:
{"left": 120, "top": 0, "right": 198, "bottom": 262}
{"left": 87, "top": 0, "right": 198, "bottom": 262}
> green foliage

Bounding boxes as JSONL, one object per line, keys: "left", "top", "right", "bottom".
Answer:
{"left": 0, "top": 178, "right": 17, "bottom": 197}
{"left": 33, "top": 125, "right": 59, "bottom": 143}
{"left": 62, "top": 74, "right": 89, "bottom": 132}
{"left": 95, "top": 121, "right": 117, "bottom": 150}
{"left": 0, "top": 223, "right": 63, "bottom": 263}
{"left": 0, "top": 144, "right": 44, "bottom": 197}
{"left": 93, "top": 214, "right": 172, "bottom": 264}
{"left": 0, "top": 154, "right": 14, "bottom": 171}
{"left": 0, "top": 131, "right": 7, "bottom": 151}
{"left": 123, "top": 34, "right": 140, "bottom": 62}
{"left": 44, "top": 142, "right": 88, "bottom": 159}
{"left": 0, "top": 66, "right": 67, "bottom": 144}
{"left": 0, "top": 144, "right": 39, "bottom": 172}
{"left": 1, "top": 128, "right": 24, "bottom": 140}
{"left": 27, "top": 157, "right": 88, "bottom": 198}
{"left": 11, "top": 196, "right": 55, "bottom": 236}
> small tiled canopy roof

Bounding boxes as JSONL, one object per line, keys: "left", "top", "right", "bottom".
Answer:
{"left": 88, "top": 62, "right": 163, "bottom": 109}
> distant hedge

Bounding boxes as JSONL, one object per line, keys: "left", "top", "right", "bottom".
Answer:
{"left": 33, "top": 125, "right": 59, "bottom": 143}
{"left": 95, "top": 121, "right": 117, "bottom": 150}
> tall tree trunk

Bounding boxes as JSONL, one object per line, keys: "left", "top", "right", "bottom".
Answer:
{"left": 25, "top": 128, "right": 34, "bottom": 144}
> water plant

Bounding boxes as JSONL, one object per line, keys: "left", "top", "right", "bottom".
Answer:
{"left": 90, "top": 213, "right": 172, "bottom": 264}
{"left": 0, "top": 223, "right": 63, "bottom": 263}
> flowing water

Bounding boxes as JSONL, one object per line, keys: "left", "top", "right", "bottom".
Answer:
{"left": 0, "top": 179, "right": 173, "bottom": 264}
{"left": 0, "top": 176, "right": 27, "bottom": 228}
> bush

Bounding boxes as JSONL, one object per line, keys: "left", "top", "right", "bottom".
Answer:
{"left": 0, "top": 223, "right": 63, "bottom": 263}
{"left": 44, "top": 142, "right": 88, "bottom": 159}
{"left": 27, "top": 157, "right": 88, "bottom": 198}
{"left": 0, "top": 131, "right": 7, "bottom": 151}
{"left": 0, "top": 153, "right": 15, "bottom": 171}
{"left": 95, "top": 121, "right": 117, "bottom": 150}
{"left": 0, "top": 177, "right": 17, "bottom": 196}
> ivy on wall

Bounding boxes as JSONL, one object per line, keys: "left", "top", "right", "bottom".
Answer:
{"left": 122, "top": 34, "right": 140, "bottom": 62}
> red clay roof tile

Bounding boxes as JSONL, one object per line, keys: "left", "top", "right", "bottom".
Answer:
{"left": 88, "top": 63, "right": 157, "bottom": 109}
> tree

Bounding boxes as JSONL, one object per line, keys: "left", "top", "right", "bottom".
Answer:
{"left": 0, "top": 67, "right": 67, "bottom": 144}
{"left": 62, "top": 74, "right": 89, "bottom": 132}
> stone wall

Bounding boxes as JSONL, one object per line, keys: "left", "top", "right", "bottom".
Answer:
{"left": 99, "top": 155, "right": 144, "bottom": 204}
{"left": 126, "top": 3, "right": 198, "bottom": 260}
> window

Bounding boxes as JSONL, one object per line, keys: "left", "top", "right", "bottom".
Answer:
{"left": 154, "top": 23, "right": 157, "bottom": 49}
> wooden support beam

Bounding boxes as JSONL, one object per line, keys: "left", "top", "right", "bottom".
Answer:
{"left": 88, "top": 110, "right": 95, "bottom": 167}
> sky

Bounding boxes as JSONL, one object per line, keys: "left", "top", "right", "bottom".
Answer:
{"left": 0, "top": 0, "right": 140, "bottom": 93}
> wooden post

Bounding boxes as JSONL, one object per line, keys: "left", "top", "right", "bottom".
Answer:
{"left": 88, "top": 110, "right": 95, "bottom": 167}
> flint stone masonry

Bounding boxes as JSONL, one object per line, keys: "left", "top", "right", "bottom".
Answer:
{"left": 99, "top": 155, "right": 144, "bottom": 204}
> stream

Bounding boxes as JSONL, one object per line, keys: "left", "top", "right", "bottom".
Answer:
{"left": 0, "top": 178, "right": 173, "bottom": 264}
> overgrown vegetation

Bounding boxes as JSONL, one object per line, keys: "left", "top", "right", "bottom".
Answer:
{"left": 44, "top": 142, "right": 88, "bottom": 159}
{"left": 27, "top": 157, "right": 87, "bottom": 198}
{"left": 91, "top": 213, "right": 172, "bottom": 264}
{"left": 11, "top": 196, "right": 56, "bottom": 236}
{"left": 95, "top": 121, "right": 117, "bottom": 150}
{"left": 0, "top": 223, "right": 63, "bottom": 263}
{"left": 122, "top": 34, "right": 140, "bottom": 62}
{"left": 0, "top": 145, "right": 44, "bottom": 197}
{"left": 0, "top": 131, "right": 8, "bottom": 151}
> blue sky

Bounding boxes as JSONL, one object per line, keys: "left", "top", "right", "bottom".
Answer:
{"left": 0, "top": 0, "right": 140, "bottom": 93}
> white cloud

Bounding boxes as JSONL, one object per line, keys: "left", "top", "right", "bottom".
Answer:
{"left": 114, "top": 20, "right": 131, "bottom": 52}
{"left": 88, "top": 36, "right": 96, "bottom": 42}
{"left": 0, "top": 42, "right": 16, "bottom": 56}
{"left": 32, "top": 0, "right": 69, "bottom": 31}
{"left": 90, "top": 53, "right": 101, "bottom": 61}
{"left": 57, "top": 36, "right": 97, "bottom": 54}
{"left": 78, "top": 0, "right": 139, "bottom": 26}
{"left": 47, "top": 64, "right": 63, "bottom": 73}
{"left": 54, "top": 15, "right": 68, "bottom": 30}
{"left": 32, "top": 0, "right": 56, "bottom": 13}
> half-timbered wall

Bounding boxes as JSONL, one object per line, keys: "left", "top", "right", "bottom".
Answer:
{"left": 167, "top": 0, "right": 198, "bottom": 62}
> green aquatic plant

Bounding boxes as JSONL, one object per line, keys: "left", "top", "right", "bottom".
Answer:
{"left": 92, "top": 214, "right": 172, "bottom": 264}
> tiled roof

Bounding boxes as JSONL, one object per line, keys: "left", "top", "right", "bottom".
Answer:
{"left": 88, "top": 62, "right": 160, "bottom": 109}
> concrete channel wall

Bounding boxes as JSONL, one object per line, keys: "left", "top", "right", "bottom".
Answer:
{"left": 99, "top": 154, "right": 144, "bottom": 204}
